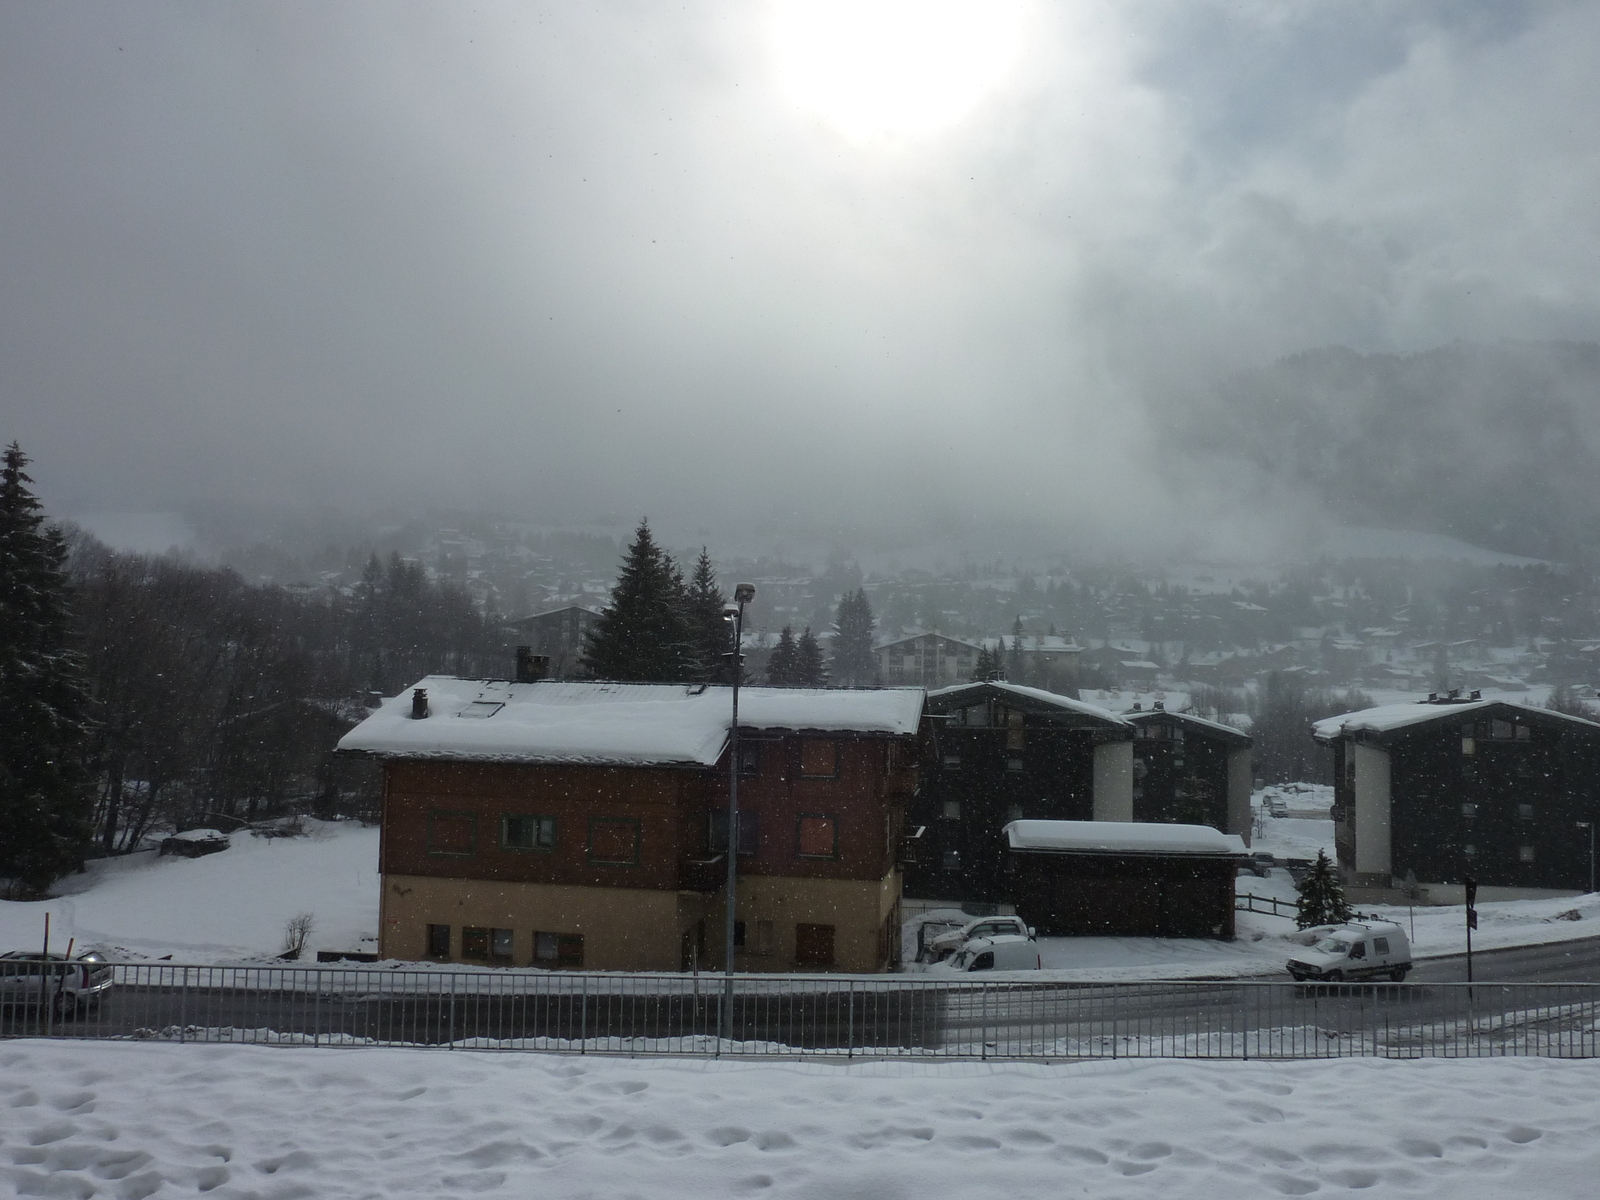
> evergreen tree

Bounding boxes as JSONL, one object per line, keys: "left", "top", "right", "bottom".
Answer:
{"left": 0, "top": 444, "right": 92, "bottom": 894}
{"left": 795, "top": 627, "right": 828, "bottom": 687}
{"left": 767, "top": 626, "right": 800, "bottom": 686}
{"left": 684, "top": 547, "right": 729, "bottom": 683}
{"left": 970, "top": 643, "right": 1003, "bottom": 682}
{"left": 830, "top": 588, "right": 876, "bottom": 685}
{"left": 1008, "top": 616, "right": 1026, "bottom": 685}
{"left": 1294, "top": 849, "right": 1354, "bottom": 929}
{"left": 580, "top": 520, "right": 693, "bottom": 682}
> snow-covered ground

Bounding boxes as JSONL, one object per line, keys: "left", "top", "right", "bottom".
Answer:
{"left": 0, "top": 820, "right": 380, "bottom": 964}
{"left": 4, "top": 1041, "right": 1598, "bottom": 1199}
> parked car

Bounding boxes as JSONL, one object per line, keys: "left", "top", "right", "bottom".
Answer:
{"left": 1244, "top": 852, "right": 1276, "bottom": 878}
{"left": 930, "top": 934, "right": 1042, "bottom": 973}
{"left": 922, "top": 914, "right": 1035, "bottom": 962}
{"left": 0, "top": 951, "right": 114, "bottom": 1016}
{"left": 1266, "top": 796, "right": 1289, "bottom": 819}
{"left": 1286, "top": 922, "right": 1411, "bottom": 983}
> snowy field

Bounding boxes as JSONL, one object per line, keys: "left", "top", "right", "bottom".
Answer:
{"left": 0, "top": 821, "right": 380, "bottom": 964}
{"left": 4, "top": 1040, "right": 1600, "bottom": 1199}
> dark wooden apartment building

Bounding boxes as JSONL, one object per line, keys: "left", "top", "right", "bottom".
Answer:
{"left": 337, "top": 678, "right": 924, "bottom": 972}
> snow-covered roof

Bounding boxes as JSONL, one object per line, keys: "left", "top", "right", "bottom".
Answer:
{"left": 926, "top": 681, "right": 1132, "bottom": 728}
{"left": 1125, "top": 708, "right": 1252, "bottom": 746}
{"left": 1004, "top": 820, "right": 1247, "bottom": 857}
{"left": 337, "top": 678, "right": 924, "bottom": 767}
{"left": 1313, "top": 698, "right": 1600, "bottom": 742}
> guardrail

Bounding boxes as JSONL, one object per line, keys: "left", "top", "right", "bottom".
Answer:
{"left": 6, "top": 964, "right": 1600, "bottom": 1059}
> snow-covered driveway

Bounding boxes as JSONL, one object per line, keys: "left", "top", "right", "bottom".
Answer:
{"left": 3, "top": 1040, "right": 1598, "bottom": 1198}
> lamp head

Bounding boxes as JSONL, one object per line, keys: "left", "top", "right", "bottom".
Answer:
{"left": 733, "top": 582, "right": 756, "bottom": 605}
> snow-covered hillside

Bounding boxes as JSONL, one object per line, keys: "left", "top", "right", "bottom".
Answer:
{"left": 0, "top": 820, "right": 379, "bottom": 964}
{"left": 4, "top": 1041, "right": 1598, "bottom": 1199}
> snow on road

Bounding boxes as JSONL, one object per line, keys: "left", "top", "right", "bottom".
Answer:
{"left": 3, "top": 1040, "right": 1598, "bottom": 1199}
{"left": 0, "top": 821, "right": 380, "bottom": 964}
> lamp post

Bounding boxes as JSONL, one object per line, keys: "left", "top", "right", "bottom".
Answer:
{"left": 1579, "top": 822, "right": 1596, "bottom": 894}
{"left": 721, "top": 582, "right": 755, "bottom": 1045}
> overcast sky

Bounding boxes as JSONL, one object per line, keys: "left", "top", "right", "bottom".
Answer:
{"left": 3, "top": 0, "right": 1597, "bottom": 546}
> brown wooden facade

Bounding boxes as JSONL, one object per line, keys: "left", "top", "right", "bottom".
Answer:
{"left": 378, "top": 733, "right": 918, "bottom": 972}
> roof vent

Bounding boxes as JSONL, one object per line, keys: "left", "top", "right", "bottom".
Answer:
{"left": 1153, "top": 699, "right": 1165, "bottom": 711}
{"left": 411, "top": 688, "right": 429, "bottom": 719}
{"left": 1131, "top": 702, "right": 1142, "bottom": 711}
{"left": 1428, "top": 692, "right": 1439, "bottom": 703}
{"left": 1470, "top": 689, "right": 1482, "bottom": 700}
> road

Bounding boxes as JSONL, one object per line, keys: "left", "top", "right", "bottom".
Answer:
{"left": 5, "top": 937, "right": 1599, "bottom": 1054}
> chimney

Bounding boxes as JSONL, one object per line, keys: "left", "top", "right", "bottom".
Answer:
{"left": 411, "top": 688, "right": 429, "bottom": 719}
{"left": 515, "top": 646, "right": 549, "bottom": 683}
{"left": 1153, "top": 699, "right": 1164, "bottom": 711}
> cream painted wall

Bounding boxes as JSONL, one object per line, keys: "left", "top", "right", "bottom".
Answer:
{"left": 1352, "top": 742, "right": 1392, "bottom": 878}
{"left": 1093, "top": 740, "right": 1134, "bottom": 821}
{"left": 1227, "top": 746, "right": 1254, "bottom": 846}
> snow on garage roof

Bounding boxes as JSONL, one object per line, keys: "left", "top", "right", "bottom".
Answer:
{"left": 1004, "top": 820, "right": 1247, "bottom": 857}
{"left": 336, "top": 677, "right": 924, "bottom": 767}
{"left": 1312, "top": 698, "right": 1600, "bottom": 742}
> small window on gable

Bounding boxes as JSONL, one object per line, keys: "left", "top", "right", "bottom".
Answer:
{"left": 1461, "top": 802, "right": 1477, "bottom": 819}
{"left": 1515, "top": 724, "right": 1532, "bottom": 741}
{"left": 941, "top": 800, "right": 961, "bottom": 820}
{"left": 1464, "top": 843, "right": 1477, "bottom": 858}
{"left": 427, "top": 810, "right": 476, "bottom": 856}
{"left": 1520, "top": 844, "right": 1536, "bottom": 863}
{"left": 797, "top": 814, "right": 838, "bottom": 859}
{"left": 1006, "top": 757, "right": 1025, "bottom": 772}
{"left": 942, "top": 753, "right": 962, "bottom": 769}
{"left": 800, "top": 739, "right": 840, "bottom": 778}
{"left": 588, "top": 817, "right": 641, "bottom": 865}
{"left": 942, "top": 849, "right": 961, "bottom": 871}
{"left": 1518, "top": 803, "right": 1535, "bottom": 820}
{"left": 1491, "top": 719, "right": 1514, "bottom": 740}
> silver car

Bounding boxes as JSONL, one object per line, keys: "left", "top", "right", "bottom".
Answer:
{"left": 923, "top": 915, "right": 1035, "bottom": 962}
{"left": 0, "top": 951, "right": 114, "bottom": 1017}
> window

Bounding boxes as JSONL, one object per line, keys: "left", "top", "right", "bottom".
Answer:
{"left": 1348, "top": 942, "right": 1366, "bottom": 960}
{"left": 800, "top": 739, "right": 840, "bottom": 778}
{"left": 942, "top": 754, "right": 962, "bottom": 769}
{"left": 533, "top": 931, "right": 584, "bottom": 967}
{"left": 1515, "top": 724, "right": 1532, "bottom": 741}
{"left": 426, "top": 924, "right": 450, "bottom": 958}
{"left": 737, "top": 741, "right": 761, "bottom": 776}
{"left": 1006, "top": 727, "right": 1025, "bottom": 751}
{"left": 588, "top": 817, "right": 641, "bottom": 865}
{"left": 1461, "top": 803, "right": 1477, "bottom": 819}
{"left": 1462, "top": 737, "right": 1475, "bottom": 756}
{"left": 942, "top": 849, "right": 961, "bottom": 871}
{"left": 427, "top": 810, "right": 477, "bottom": 856}
{"left": 796, "top": 814, "right": 838, "bottom": 859}
{"left": 969, "top": 950, "right": 995, "bottom": 971}
{"left": 1464, "top": 844, "right": 1477, "bottom": 858}
{"left": 1006, "top": 758, "right": 1025, "bottom": 772}
{"left": 755, "top": 919, "right": 775, "bottom": 956}
{"left": 1374, "top": 937, "right": 1390, "bottom": 955}
{"left": 1007, "top": 804, "right": 1024, "bottom": 822}
{"left": 1520, "top": 845, "right": 1536, "bottom": 863}
{"left": 941, "top": 800, "right": 961, "bottom": 820}
{"left": 1519, "top": 803, "right": 1535, "bottom": 820}
{"left": 794, "top": 923, "right": 835, "bottom": 966}
{"left": 733, "top": 920, "right": 747, "bottom": 948}
{"left": 460, "top": 701, "right": 504, "bottom": 718}
{"left": 462, "top": 927, "right": 513, "bottom": 963}
{"left": 709, "top": 809, "right": 759, "bottom": 855}
{"left": 502, "top": 814, "right": 556, "bottom": 851}
{"left": 1491, "top": 719, "right": 1514, "bottom": 740}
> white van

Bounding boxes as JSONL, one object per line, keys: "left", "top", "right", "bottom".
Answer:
{"left": 932, "top": 934, "right": 1042, "bottom": 973}
{"left": 1286, "top": 921, "right": 1411, "bottom": 983}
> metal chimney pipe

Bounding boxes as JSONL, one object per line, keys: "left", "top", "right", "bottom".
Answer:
{"left": 515, "top": 646, "right": 549, "bottom": 683}
{"left": 411, "top": 688, "right": 429, "bottom": 719}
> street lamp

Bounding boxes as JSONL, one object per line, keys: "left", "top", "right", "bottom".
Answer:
{"left": 721, "top": 582, "right": 755, "bottom": 1044}
{"left": 1579, "top": 822, "right": 1596, "bottom": 894}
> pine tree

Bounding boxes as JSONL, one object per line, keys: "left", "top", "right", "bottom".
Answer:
{"left": 767, "top": 625, "right": 800, "bottom": 686}
{"left": 1294, "top": 849, "right": 1354, "bottom": 929}
{"left": 684, "top": 547, "right": 729, "bottom": 683}
{"left": 0, "top": 444, "right": 92, "bottom": 894}
{"left": 580, "top": 520, "right": 693, "bottom": 682}
{"left": 970, "top": 643, "right": 1003, "bottom": 682}
{"left": 1008, "top": 616, "right": 1026, "bottom": 685}
{"left": 830, "top": 588, "right": 876, "bottom": 685}
{"left": 795, "top": 627, "right": 828, "bottom": 687}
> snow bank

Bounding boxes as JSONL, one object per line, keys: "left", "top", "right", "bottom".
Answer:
{"left": 4, "top": 1041, "right": 1599, "bottom": 1199}
{"left": 338, "top": 677, "right": 924, "bottom": 766}
{"left": 0, "top": 820, "right": 380, "bottom": 964}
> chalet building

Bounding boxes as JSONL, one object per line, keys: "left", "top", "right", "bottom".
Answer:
{"left": 504, "top": 606, "right": 602, "bottom": 679}
{"left": 874, "top": 632, "right": 984, "bottom": 688}
{"left": 337, "top": 678, "right": 923, "bottom": 973}
{"left": 1125, "top": 705, "right": 1253, "bottom": 844}
{"left": 1313, "top": 695, "right": 1600, "bottom": 898}
{"left": 1005, "top": 820, "right": 1247, "bottom": 939}
{"left": 904, "top": 681, "right": 1136, "bottom": 902}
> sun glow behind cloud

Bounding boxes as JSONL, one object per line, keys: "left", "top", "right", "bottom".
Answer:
{"left": 773, "top": 0, "right": 1025, "bottom": 139}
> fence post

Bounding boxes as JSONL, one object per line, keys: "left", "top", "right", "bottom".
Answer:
{"left": 178, "top": 967, "right": 188, "bottom": 1043}
{"left": 580, "top": 974, "right": 588, "bottom": 1054}
{"left": 848, "top": 981, "right": 855, "bottom": 1060}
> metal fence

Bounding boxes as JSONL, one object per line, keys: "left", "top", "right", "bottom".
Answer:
{"left": 5, "top": 964, "right": 1600, "bottom": 1059}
